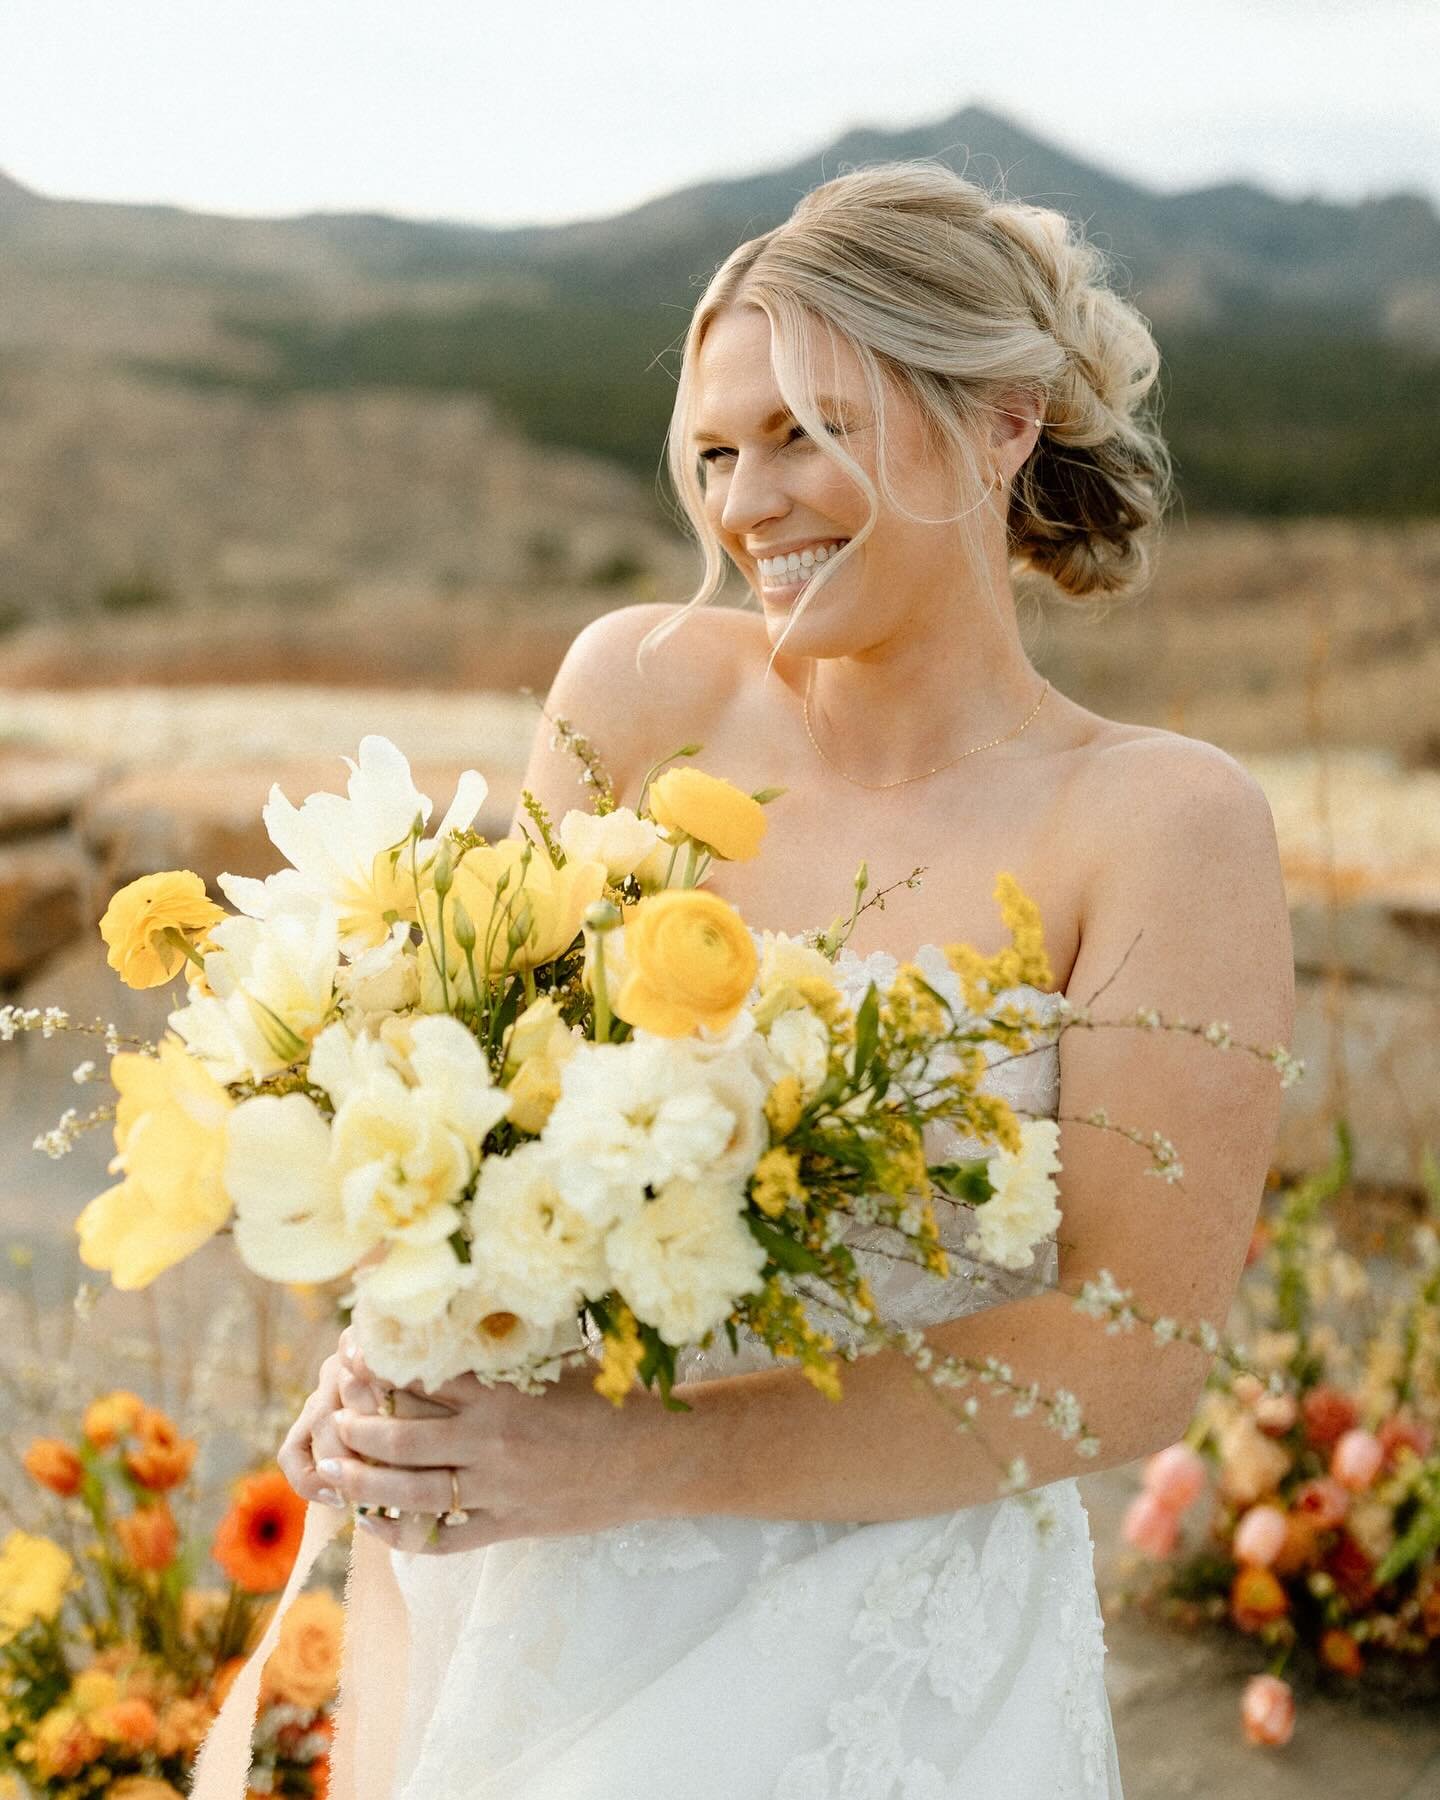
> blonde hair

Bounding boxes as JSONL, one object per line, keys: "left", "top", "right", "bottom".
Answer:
{"left": 640, "top": 158, "right": 1173, "bottom": 665}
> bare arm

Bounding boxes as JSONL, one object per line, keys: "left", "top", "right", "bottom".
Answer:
{"left": 642, "top": 740, "right": 1296, "bottom": 1523}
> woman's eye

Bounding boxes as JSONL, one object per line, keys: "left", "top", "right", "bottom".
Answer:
{"left": 698, "top": 422, "right": 843, "bottom": 466}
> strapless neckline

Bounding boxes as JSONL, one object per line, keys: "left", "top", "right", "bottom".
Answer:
{"left": 828, "top": 938, "right": 1064, "bottom": 1007}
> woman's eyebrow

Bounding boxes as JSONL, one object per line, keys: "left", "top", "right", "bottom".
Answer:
{"left": 693, "top": 396, "right": 853, "bottom": 444}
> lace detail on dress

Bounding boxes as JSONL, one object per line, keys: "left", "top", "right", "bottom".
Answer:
{"left": 768, "top": 1486, "right": 1117, "bottom": 1800}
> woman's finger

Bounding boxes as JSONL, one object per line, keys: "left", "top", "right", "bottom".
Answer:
{"left": 333, "top": 1407, "right": 465, "bottom": 1468}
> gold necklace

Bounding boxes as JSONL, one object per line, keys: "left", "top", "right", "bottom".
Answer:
{"left": 802, "top": 670, "right": 1050, "bottom": 791}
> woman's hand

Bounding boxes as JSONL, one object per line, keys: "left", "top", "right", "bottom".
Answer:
{"left": 277, "top": 1325, "right": 446, "bottom": 1508}
{"left": 319, "top": 1342, "right": 677, "bottom": 1556}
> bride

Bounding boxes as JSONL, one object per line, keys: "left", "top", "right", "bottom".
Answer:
{"left": 277, "top": 160, "right": 1294, "bottom": 1797}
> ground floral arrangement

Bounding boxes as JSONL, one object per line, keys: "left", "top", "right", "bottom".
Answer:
{"left": 0, "top": 1388, "right": 334, "bottom": 1799}
{"left": 1117, "top": 1120, "right": 1440, "bottom": 1746}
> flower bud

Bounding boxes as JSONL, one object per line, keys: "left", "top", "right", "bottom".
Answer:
{"left": 450, "top": 896, "right": 476, "bottom": 952}
{"left": 584, "top": 899, "right": 623, "bottom": 933}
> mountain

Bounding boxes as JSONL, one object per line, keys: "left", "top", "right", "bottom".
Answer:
{"left": 0, "top": 99, "right": 1437, "bottom": 546}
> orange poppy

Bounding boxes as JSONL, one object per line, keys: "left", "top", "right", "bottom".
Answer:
{"left": 212, "top": 1468, "right": 308, "bottom": 1593}
{"left": 124, "top": 1409, "right": 198, "bottom": 1492}
{"left": 23, "top": 1437, "right": 84, "bottom": 1497}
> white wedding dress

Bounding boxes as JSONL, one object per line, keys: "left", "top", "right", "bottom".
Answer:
{"left": 386, "top": 942, "right": 1125, "bottom": 1798}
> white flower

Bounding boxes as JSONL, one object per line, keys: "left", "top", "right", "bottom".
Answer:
{"left": 224, "top": 1092, "right": 359, "bottom": 1282}
{"left": 542, "top": 1038, "right": 766, "bottom": 1227}
{"left": 218, "top": 734, "right": 489, "bottom": 957}
{"left": 320, "top": 1015, "right": 510, "bottom": 1250}
{"left": 605, "top": 1171, "right": 767, "bottom": 1347}
{"left": 348, "top": 1245, "right": 579, "bottom": 1389}
{"left": 467, "top": 1142, "right": 609, "bottom": 1327}
{"left": 756, "top": 931, "right": 838, "bottom": 992}
{"left": 558, "top": 805, "right": 660, "bottom": 881}
{"left": 334, "top": 921, "right": 420, "bottom": 1025}
{"left": 761, "top": 1005, "right": 831, "bottom": 1099}
{"left": 965, "top": 1118, "right": 1063, "bottom": 1273}
{"left": 167, "top": 901, "right": 340, "bottom": 1083}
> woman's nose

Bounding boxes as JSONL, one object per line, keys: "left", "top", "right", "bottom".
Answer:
{"left": 719, "top": 454, "right": 790, "bottom": 537}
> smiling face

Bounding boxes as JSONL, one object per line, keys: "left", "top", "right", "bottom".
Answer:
{"left": 688, "top": 304, "right": 988, "bottom": 660}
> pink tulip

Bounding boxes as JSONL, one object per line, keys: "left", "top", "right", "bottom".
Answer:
{"left": 1331, "top": 1428, "right": 1385, "bottom": 1493}
{"left": 1141, "top": 1442, "right": 1207, "bottom": 1512}
{"left": 1233, "top": 1504, "right": 1289, "bottom": 1568}
{"left": 1241, "top": 1673, "right": 1295, "bottom": 1746}
{"left": 1253, "top": 1392, "right": 1298, "bottom": 1435}
{"left": 1122, "top": 1489, "right": 1181, "bottom": 1559}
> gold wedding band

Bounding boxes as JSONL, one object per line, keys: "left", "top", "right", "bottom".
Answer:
{"left": 441, "top": 1466, "right": 469, "bottom": 1527}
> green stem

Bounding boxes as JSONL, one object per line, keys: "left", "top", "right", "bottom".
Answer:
{"left": 592, "top": 935, "right": 612, "bottom": 1045}
{"left": 683, "top": 841, "right": 700, "bottom": 888}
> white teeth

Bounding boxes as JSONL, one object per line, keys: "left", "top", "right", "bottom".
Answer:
{"left": 758, "top": 540, "right": 849, "bottom": 582}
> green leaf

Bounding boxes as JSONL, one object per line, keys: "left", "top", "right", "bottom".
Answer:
{"left": 750, "top": 786, "right": 787, "bottom": 805}
{"left": 852, "top": 983, "right": 880, "bottom": 1082}
{"left": 745, "top": 1213, "right": 826, "bottom": 1274}
{"left": 929, "top": 1159, "right": 993, "bottom": 1202}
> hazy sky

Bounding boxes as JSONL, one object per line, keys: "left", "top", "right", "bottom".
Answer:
{"left": 2, "top": 0, "right": 1437, "bottom": 226}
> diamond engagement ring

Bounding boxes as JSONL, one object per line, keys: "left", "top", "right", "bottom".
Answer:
{"left": 441, "top": 1467, "right": 470, "bottom": 1527}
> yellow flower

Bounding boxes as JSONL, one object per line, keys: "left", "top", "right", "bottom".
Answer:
{"left": 107, "top": 1780, "right": 186, "bottom": 1800}
{"left": 764, "top": 1074, "right": 807, "bottom": 1140}
{"left": 648, "top": 768, "right": 767, "bottom": 862}
{"left": 501, "top": 995, "right": 578, "bottom": 1133}
{"left": 75, "top": 1035, "right": 235, "bottom": 1289}
{"left": 593, "top": 1302, "right": 645, "bottom": 1406}
{"left": 259, "top": 1589, "right": 344, "bottom": 1710}
{"left": 944, "top": 870, "right": 1053, "bottom": 1007}
{"left": 70, "top": 1670, "right": 122, "bottom": 1715}
{"left": 613, "top": 889, "right": 758, "bottom": 1037}
{"left": 0, "top": 1531, "right": 73, "bottom": 1644}
{"left": 751, "top": 1147, "right": 804, "bottom": 1219}
{"left": 422, "top": 839, "right": 606, "bottom": 995}
{"left": 98, "top": 871, "right": 227, "bottom": 990}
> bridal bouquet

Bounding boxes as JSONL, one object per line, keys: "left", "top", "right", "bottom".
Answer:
{"left": 12, "top": 729, "right": 1301, "bottom": 1473}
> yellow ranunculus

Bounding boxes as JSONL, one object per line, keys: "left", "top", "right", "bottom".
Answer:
{"left": 613, "top": 889, "right": 758, "bottom": 1037}
{"left": 421, "top": 840, "right": 607, "bottom": 1001}
{"left": 107, "top": 1781, "right": 186, "bottom": 1800}
{"left": 501, "top": 995, "right": 579, "bottom": 1134}
{"left": 98, "top": 871, "right": 227, "bottom": 990}
{"left": 0, "top": 1530, "right": 73, "bottom": 1644}
{"left": 647, "top": 768, "right": 767, "bottom": 862}
{"left": 75, "top": 1035, "right": 235, "bottom": 1289}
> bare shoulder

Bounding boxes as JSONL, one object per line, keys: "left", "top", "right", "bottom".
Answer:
{"left": 521, "top": 602, "right": 756, "bottom": 809}
{"left": 1069, "top": 719, "right": 1279, "bottom": 863}
{"left": 1062, "top": 719, "right": 1294, "bottom": 1036}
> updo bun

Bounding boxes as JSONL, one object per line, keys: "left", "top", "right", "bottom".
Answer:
{"left": 651, "top": 158, "right": 1174, "bottom": 655}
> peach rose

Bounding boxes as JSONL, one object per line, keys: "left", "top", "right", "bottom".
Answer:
{"left": 1141, "top": 1442, "right": 1207, "bottom": 1512}
{"left": 1240, "top": 1673, "right": 1294, "bottom": 1746}
{"left": 1216, "top": 1413, "right": 1292, "bottom": 1508}
{"left": 1253, "top": 1392, "right": 1299, "bottom": 1436}
{"left": 1330, "top": 1428, "right": 1385, "bottom": 1494}
{"left": 1121, "top": 1490, "right": 1180, "bottom": 1559}
{"left": 1291, "top": 1476, "right": 1349, "bottom": 1531}
{"left": 1233, "top": 1505, "right": 1289, "bottom": 1569}
{"left": 259, "top": 1591, "right": 344, "bottom": 1711}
